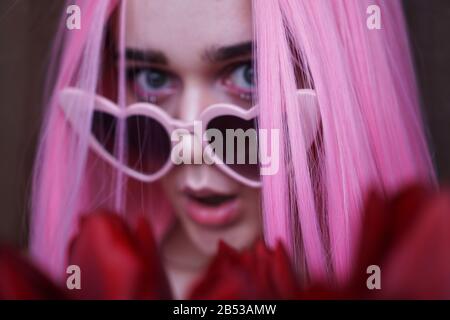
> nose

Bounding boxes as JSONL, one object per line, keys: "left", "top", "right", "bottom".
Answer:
{"left": 175, "top": 78, "right": 217, "bottom": 122}
{"left": 182, "top": 165, "right": 238, "bottom": 193}
{"left": 171, "top": 78, "right": 218, "bottom": 165}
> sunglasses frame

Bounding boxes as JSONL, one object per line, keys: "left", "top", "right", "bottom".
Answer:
{"left": 59, "top": 87, "right": 319, "bottom": 188}
{"left": 59, "top": 87, "right": 264, "bottom": 187}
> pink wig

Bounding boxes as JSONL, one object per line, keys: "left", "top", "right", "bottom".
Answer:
{"left": 31, "top": 0, "right": 435, "bottom": 284}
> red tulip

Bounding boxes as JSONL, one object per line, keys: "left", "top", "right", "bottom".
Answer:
{"left": 348, "top": 184, "right": 450, "bottom": 299}
{"left": 67, "top": 210, "right": 172, "bottom": 299}
{"left": 0, "top": 184, "right": 449, "bottom": 300}
{"left": 0, "top": 209, "right": 173, "bottom": 300}
{"left": 189, "top": 241, "right": 300, "bottom": 299}
{"left": 193, "top": 183, "right": 450, "bottom": 300}
{"left": 0, "top": 246, "right": 67, "bottom": 299}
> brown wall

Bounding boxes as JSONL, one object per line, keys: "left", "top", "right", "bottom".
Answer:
{"left": 0, "top": 0, "right": 63, "bottom": 246}
{"left": 403, "top": 0, "right": 450, "bottom": 183}
{"left": 0, "top": 0, "right": 449, "bottom": 246}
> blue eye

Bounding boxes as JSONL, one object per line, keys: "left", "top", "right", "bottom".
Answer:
{"left": 230, "top": 63, "right": 254, "bottom": 89}
{"left": 127, "top": 67, "right": 177, "bottom": 103}
{"left": 222, "top": 63, "right": 255, "bottom": 101}
{"left": 137, "top": 69, "right": 168, "bottom": 89}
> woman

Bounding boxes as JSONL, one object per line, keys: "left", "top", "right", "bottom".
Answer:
{"left": 30, "top": 0, "right": 435, "bottom": 298}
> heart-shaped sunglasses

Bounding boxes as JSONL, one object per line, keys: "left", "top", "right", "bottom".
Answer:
{"left": 59, "top": 88, "right": 319, "bottom": 188}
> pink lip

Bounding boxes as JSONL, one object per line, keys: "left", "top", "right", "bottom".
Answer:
{"left": 184, "top": 193, "right": 240, "bottom": 227}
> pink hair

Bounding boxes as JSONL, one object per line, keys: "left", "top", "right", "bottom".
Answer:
{"left": 31, "top": 0, "right": 435, "bottom": 285}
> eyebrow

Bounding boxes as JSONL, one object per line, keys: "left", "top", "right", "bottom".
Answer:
{"left": 123, "top": 41, "right": 253, "bottom": 66}
{"left": 125, "top": 48, "right": 169, "bottom": 65}
{"left": 203, "top": 41, "right": 253, "bottom": 63}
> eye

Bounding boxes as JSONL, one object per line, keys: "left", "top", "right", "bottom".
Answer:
{"left": 222, "top": 62, "right": 255, "bottom": 102}
{"left": 126, "top": 67, "right": 178, "bottom": 104}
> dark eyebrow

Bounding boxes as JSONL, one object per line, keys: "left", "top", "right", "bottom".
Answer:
{"left": 122, "top": 42, "right": 252, "bottom": 65}
{"left": 124, "top": 48, "right": 169, "bottom": 65}
{"left": 203, "top": 41, "right": 253, "bottom": 63}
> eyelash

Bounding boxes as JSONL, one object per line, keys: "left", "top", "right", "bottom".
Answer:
{"left": 125, "top": 62, "right": 254, "bottom": 104}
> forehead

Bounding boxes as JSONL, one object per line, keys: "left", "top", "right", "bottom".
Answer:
{"left": 125, "top": 0, "right": 252, "bottom": 67}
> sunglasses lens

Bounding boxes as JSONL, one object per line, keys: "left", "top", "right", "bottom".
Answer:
{"left": 126, "top": 115, "right": 171, "bottom": 175}
{"left": 206, "top": 115, "right": 260, "bottom": 182}
{"left": 91, "top": 111, "right": 171, "bottom": 175}
{"left": 91, "top": 111, "right": 117, "bottom": 155}
{"left": 91, "top": 109, "right": 260, "bottom": 182}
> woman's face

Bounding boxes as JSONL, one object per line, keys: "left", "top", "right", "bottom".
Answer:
{"left": 125, "top": 0, "right": 262, "bottom": 256}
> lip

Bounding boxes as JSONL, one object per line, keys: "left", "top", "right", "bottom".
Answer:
{"left": 183, "top": 189, "right": 240, "bottom": 227}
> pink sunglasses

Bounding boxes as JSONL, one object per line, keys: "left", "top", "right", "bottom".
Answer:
{"left": 59, "top": 88, "right": 319, "bottom": 188}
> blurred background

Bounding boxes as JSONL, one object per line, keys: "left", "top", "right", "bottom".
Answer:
{"left": 0, "top": 0, "right": 449, "bottom": 247}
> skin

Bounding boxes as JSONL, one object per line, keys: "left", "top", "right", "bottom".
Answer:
{"left": 125, "top": 0, "right": 262, "bottom": 298}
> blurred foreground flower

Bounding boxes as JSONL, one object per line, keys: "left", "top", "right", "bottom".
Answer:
{"left": 0, "top": 212, "right": 172, "bottom": 299}
{"left": 0, "top": 184, "right": 449, "bottom": 299}
{"left": 347, "top": 184, "right": 450, "bottom": 299}
{"left": 188, "top": 241, "right": 300, "bottom": 299}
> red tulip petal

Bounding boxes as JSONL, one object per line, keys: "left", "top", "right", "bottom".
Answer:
{"left": 0, "top": 246, "right": 67, "bottom": 299}
{"left": 381, "top": 190, "right": 450, "bottom": 299}
{"left": 350, "top": 189, "right": 390, "bottom": 289}
{"left": 272, "top": 242, "right": 301, "bottom": 297}
{"left": 189, "top": 241, "right": 301, "bottom": 299}
{"left": 67, "top": 210, "right": 172, "bottom": 299}
{"left": 351, "top": 184, "right": 433, "bottom": 291}
{"left": 189, "top": 242, "right": 250, "bottom": 299}
{"left": 132, "top": 216, "right": 172, "bottom": 299}
{"left": 388, "top": 185, "right": 432, "bottom": 245}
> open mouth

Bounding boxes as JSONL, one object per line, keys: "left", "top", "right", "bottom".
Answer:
{"left": 188, "top": 194, "right": 237, "bottom": 207}
{"left": 183, "top": 188, "right": 240, "bottom": 227}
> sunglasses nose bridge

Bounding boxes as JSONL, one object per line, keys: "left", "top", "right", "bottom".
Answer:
{"left": 172, "top": 119, "right": 194, "bottom": 132}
